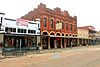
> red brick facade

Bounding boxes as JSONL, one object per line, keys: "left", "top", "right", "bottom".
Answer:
{"left": 21, "top": 3, "right": 77, "bottom": 36}
{"left": 21, "top": 3, "right": 77, "bottom": 49}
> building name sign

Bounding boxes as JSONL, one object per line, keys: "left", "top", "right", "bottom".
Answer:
{"left": 56, "top": 23, "right": 62, "bottom": 30}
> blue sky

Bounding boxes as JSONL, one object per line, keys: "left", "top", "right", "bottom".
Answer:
{"left": 0, "top": 0, "right": 100, "bottom": 31}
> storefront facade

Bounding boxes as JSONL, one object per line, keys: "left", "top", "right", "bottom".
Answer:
{"left": 0, "top": 13, "right": 40, "bottom": 50}
{"left": 78, "top": 26, "right": 96, "bottom": 45}
{"left": 21, "top": 3, "right": 77, "bottom": 49}
{"left": 77, "top": 28, "right": 90, "bottom": 46}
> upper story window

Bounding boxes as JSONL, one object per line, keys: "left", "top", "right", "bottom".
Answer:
{"left": 66, "top": 23, "right": 68, "bottom": 31}
{"left": 74, "top": 25, "right": 77, "bottom": 31}
{"left": 57, "top": 21, "right": 60, "bottom": 23}
{"left": 70, "top": 24, "right": 72, "bottom": 31}
{"left": 50, "top": 19, "right": 53, "bottom": 28}
{"left": 44, "top": 18, "right": 47, "bottom": 27}
{"left": 0, "top": 17, "right": 3, "bottom": 23}
{"left": 5, "top": 27, "right": 16, "bottom": 33}
{"left": 0, "top": 17, "right": 3, "bottom": 30}
{"left": 28, "top": 30, "right": 36, "bottom": 34}
{"left": 18, "top": 28, "right": 26, "bottom": 33}
{"left": 38, "top": 23, "right": 40, "bottom": 30}
{"left": 62, "top": 22, "right": 64, "bottom": 29}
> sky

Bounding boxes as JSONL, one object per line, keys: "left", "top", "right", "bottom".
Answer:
{"left": 0, "top": 0, "right": 100, "bottom": 31}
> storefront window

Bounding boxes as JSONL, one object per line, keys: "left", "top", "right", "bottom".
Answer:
{"left": 4, "top": 37, "right": 12, "bottom": 47}
{"left": 27, "top": 39, "right": 32, "bottom": 47}
{"left": 5, "top": 38, "right": 8, "bottom": 47}
{"left": 32, "top": 37, "right": 37, "bottom": 46}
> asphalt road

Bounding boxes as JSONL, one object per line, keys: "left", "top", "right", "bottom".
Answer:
{"left": 31, "top": 45, "right": 100, "bottom": 67}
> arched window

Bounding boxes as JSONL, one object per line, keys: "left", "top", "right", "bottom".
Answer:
{"left": 57, "top": 21, "right": 59, "bottom": 23}
{"left": 74, "top": 25, "right": 77, "bottom": 31}
{"left": 70, "top": 24, "right": 72, "bottom": 31}
{"left": 44, "top": 18, "right": 47, "bottom": 27}
{"left": 50, "top": 19, "right": 53, "bottom": 28}
{"left": 66, "top": 23, "right": 68, "bottom": 31}
{"left": 62, "top": 22, "right": 64, "bottom": 29}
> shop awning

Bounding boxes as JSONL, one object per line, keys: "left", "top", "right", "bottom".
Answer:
{"left": 4, "top": 33, "right": 39, "bottom": 36}
{"left": 42, "top": 35, "right": 94, "bottom": 40}
{"left": 49, "top": 35, "right": 78, "bottom": 38}
{"left": 77, "top": 37, "right": 93, "bottom": 40}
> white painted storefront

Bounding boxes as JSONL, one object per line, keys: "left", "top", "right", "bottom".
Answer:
{"left": 0, "top": 13, "right": 40, "bottom": 50}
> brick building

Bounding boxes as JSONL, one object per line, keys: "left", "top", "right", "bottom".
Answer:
{"left": 21, "top": 3, "right": 77, "bottom": 49}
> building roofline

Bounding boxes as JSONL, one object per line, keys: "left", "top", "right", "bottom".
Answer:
{"left": 0, "top": 12, "right": 5, "bottom": 15}
{"left": 4, "top": 18, "right": 16, "bottom": 21}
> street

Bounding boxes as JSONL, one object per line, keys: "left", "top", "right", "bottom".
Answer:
{"left": 1, "top": 45, "right": 100, "bottom": 67}
{"left": 32, "top": 45, "right": 100, "bottom": 67}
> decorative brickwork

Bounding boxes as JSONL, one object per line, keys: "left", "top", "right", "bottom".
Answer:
{"left": 21, "top": 3, "right": 77, "bottom": 36}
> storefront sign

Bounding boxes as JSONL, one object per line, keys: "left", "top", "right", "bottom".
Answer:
{"left": 16, "top": 18, "right": 28, "bottom": 26}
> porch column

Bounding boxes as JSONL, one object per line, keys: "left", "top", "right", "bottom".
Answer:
{"left": 54, "top": 40, "right": 57, "bottom": 48}
{"left": 88, "top": 39, "right": 90, "bottom": 45}
{"left": 64, "top": 38, "right": 66, "bottom": 48}
{"left": 0, "top": 34, "right": 3, "bottom": 43}
{"left": 85, "top": 39, "right": 86, "bottom": 44}
{"left": 12, "top": 38, "right": 14, "bottom": 47}
{"left": 25, "top": 38, "right": 27, "bottom": 47}
{"left": 40, "top": 36, "right": 43, "bottom": 50}
{"left": 77, "top": 38, "right": 79, "bottom": 47}
{"left": 48, "top": 37, "right": 50, "bottom": 49}
{"left": 60, "top": 38, "right": 63, "bottom": 48}
{"left": 82, "top": 39, "right": 83, "bottom": 46}
{"left": 86, "top": 39, "right": 89, "bottom": 46}
{"left": 68, "top": 38, "right": 70, "bottom": 46}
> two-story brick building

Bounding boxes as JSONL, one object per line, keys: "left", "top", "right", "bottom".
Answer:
{"left": 21, "top": 3, "right": 77, "bottom": 49}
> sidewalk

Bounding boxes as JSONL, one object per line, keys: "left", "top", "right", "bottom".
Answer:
{"left": 0, "top": 45, "right": 99, "bottom": 67}
{"left": 2, "top": 46, "right": 87, "bottom": 58}
{"left": 40, "top": 45, "right": 88, "bottom": 53}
